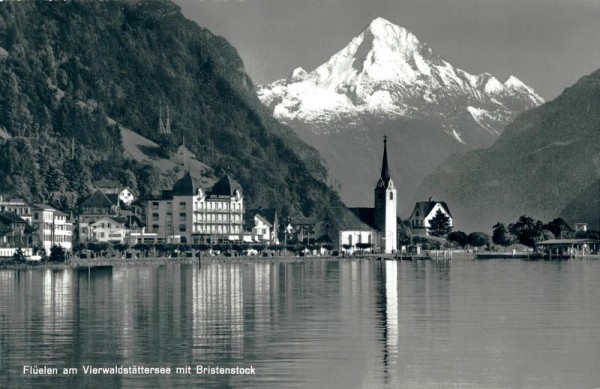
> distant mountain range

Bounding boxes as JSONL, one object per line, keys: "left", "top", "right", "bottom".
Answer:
{"left": 257, "top": 17, "right": 544, "bottom": 212}
{"left": 416, "top": 68, "right": 600, "bottom": 232}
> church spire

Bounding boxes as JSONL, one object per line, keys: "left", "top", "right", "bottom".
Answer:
{"left": 380, "top": 135, "right": 391, "bottom": 184}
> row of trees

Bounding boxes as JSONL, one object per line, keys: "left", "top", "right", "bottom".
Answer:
{"left": 74, "top": 241, "right": 335, "bottom": 258}
{"left": 492, "top": 216, "right": 597, "bottom": 248}
{"left": 12, "top": 245, "right": 66, "bottom": 263}
{"left": 400, "top": 212, "right": 596, "bottom": 251}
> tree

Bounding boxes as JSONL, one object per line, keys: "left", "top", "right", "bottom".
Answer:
{"left": 543, "top": 218, "right": 574, "bottom": 239}
{"left": 508, "top": 215, "right": 543, "bottom": 247}
{"left": 492, "top": 222, "right": 514, "bottom": 249}
{"left": 447, "top": 231, "right": 468, "bottom": 248}
{"left": 397, "top": 218, "right": 412, "bottom": 245}
{"left": 427, "top": 209, "right": 452, "bottom": 237}
{"left": 467, "top": 232, "right": 491, "bottom": 248}
{"left": 114, "top": 243, "right": 129, "bottom": 255}
{"left": 356, "top": 242, "right": 372, "bottom": 253}
{"left": 12, "top": 247, "right": 26, "bottom": 263}
{"left": 49, "top": 245, "right": 66, "bottom": 263}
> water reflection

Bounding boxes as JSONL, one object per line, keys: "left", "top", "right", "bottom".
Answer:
{"left": 192, "top": 262, "right": 244, "bottom": 358}
{"left": 383, "top": 261, "right": 399, "bottom": 371}
{"left": 1, "top": 259, "right": 600, "bottom": 388}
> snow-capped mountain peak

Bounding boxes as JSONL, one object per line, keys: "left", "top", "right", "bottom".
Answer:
{"left": 257, "top": 17, "right": 544, "bottom": 139}
{"left": 255, "top": 17, "right": 546, "bottom": 212}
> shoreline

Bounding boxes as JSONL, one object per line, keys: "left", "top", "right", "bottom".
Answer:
{"left": 2, "top": 252, "right": 600, "bottom": 270}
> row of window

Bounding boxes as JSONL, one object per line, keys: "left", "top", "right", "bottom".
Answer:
{"left": 92, "top": 232, "right": 124, "bottom": 238}
{"left": 43, "top": 234, "right": 72, "bottom": 243}
{"left": 151, "top": 201, "right": 188, "bottom": 210}
{"left": 194, "top": 225, "right": 241, "bottom": 234}
{"left": 195, "top": 214, "right": 241, "bottom": 223}
{"left": 195, "top": 202, "right": 241, "bottom": 212}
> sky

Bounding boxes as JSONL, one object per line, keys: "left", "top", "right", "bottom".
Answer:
{"left": 174, "top": 0, "right": 600, "bottom": 100}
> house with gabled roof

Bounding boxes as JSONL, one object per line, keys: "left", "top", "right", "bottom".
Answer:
{"left": 80, "top": 190, "right": 119, "bottom": 216}
{"left": 408, "top": 197, "right": 453, "bottom": 236}
{"left": 244, "top": 208, "right": 279, "bottom": 244}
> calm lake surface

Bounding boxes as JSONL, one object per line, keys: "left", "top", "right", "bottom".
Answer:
{"left": 1, "top": 258, "right": 600, "bottom": 388}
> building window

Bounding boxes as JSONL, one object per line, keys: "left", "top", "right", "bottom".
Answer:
{"left": 152, "top": 202, "right": 159, "bottom": 210}
{"left": 179, "top": 224, "right": 186, "bottom": 232}
{"left": 389, "top": 192, "right": 393, "bottom": 200}
{"left": 152, "top": 213, "right": 159, "bottom": 221}
{"left": 179, "top": 212, "right": 186, "bottom": 221}
{"left": 152, "top": 224, "right": 159, "bottom": 232}
{"left": 179, "top": 202, "right": 186, "bottom": 210}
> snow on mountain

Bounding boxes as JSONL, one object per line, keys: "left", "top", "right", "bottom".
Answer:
{"left": 257, "top": 17, "right": 544, "bottom": 141}
{"left": 256, "top": 17, "right": 545, "bottom": 210}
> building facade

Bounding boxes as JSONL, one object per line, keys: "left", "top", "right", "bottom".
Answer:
{"left": 146, "top": 173, "right": 244, "bottom": 244}
{"left": 0, "top": 196, "right": 32, "bottom": 223}
{"left": 31, "top": 204, "right": 73, "bottom": 254}
{"left": 88, "top": 217, "right": 129, "bottom": 244}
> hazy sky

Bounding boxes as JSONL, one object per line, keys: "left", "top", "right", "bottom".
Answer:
{"left": 174, "top": 0, "right": 600, "bottom": 100}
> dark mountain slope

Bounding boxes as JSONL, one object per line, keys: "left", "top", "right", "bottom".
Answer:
{"left": 0, "top": 1, "right": 340, "bottom": 216}
{"left": 416, "top": 69, "right": 600, "bottom": 231}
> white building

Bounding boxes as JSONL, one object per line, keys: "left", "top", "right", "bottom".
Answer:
{"left": 31, "top": 204, "right": 73, "bottom": 254}
{"left": 146, "top": 173, "right": 244, "bottom": 245}
{"left": 408, "top": 198, "right": 453, "bottom": 236}
{"left": 339, "top": 230, "right": 373, "bottom": 254}
{"left": 118, "top": 188, "right": 136, "bottom": 206}
{"left": 88, "top": 217, "right": 128, "bottom": 244}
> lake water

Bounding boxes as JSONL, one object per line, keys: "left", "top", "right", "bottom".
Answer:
{"left": 1, "top": 258, "right": 600, "bottom": 388}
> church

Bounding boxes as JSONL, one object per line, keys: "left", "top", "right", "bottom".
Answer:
{"left": 341, "top": 136, "right": 398, "bottom": 254}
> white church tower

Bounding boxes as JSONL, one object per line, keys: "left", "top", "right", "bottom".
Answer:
{"left": 374, "top": 136, "right": 397, "bottom": 254}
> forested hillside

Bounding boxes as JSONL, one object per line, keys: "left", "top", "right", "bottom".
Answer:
{"left": 0, "top": 1, "right": 341, "bottom": 216}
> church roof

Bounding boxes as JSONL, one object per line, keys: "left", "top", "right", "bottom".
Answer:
{"left": 348, "top": 207, "right": 377, "bottom": 229}
{"left": 314, "top": 208, "right": 373, "bottom": 238}
{"left": 210, "top": 175, "right": 242, "bottom": 197}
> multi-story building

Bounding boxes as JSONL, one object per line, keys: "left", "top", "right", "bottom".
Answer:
{"left": 0, "top": 196, "right": 32, "bottom": 223}
{"left": 31, "top": 204, "right": 73, "bottom": 254}
{"left": 146, "top": 173, "right": 244, "bottom": 245}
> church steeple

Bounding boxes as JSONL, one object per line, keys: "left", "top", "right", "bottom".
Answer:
{"left": 380, "top": 135, "right": 391, "bottom": 185}
{"left": 373, "top": 135, "right": 397, "bottom": 254}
